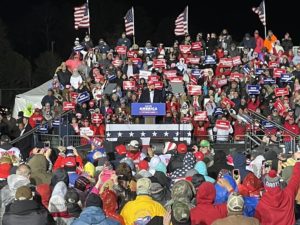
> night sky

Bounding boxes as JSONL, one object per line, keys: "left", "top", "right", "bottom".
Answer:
{"left": 0, "top": 0, "right": 297, "bottom": 60}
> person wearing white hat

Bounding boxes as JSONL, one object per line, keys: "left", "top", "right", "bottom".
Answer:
{"left": 126, "top": 140, "right": 146, "bottom": 164}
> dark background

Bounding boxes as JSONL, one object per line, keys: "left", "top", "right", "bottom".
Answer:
{"left": 0, "top": 0, "right": 297, "bottom": 106}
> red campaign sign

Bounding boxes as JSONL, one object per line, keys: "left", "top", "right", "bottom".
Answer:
{"left": 63, "top": 102, "right": 76, "bottom": 111}
{"left": 274, "top": 87, "right": 289, "bottom": 97}
{"left": 127, "top": 50, "right": 136, "bottom": 58}
{"left": 273, "top": 68, "right": 286, "bottom": 78}
{"left": 123, "top": 81, "right": 136, "bottom": 90}
{"left": 230, "top": 72, "right": 244, "bottom": 80}
{"left": 70, "top": 92, "right": 79, "bottom": 100}
{"left": 131, "top": 58, "right": 142, "bottom": 65}
{"left": 186, "top": 57, "right": 200, "bottom": 64}
{"left": 232, "top": 56, "right": 242, "bottom": 66}
{"left": 148, "top": 75, "right": 160, "bottom": 82}
{"left": 218, "top": 79, "right": 228, "bottom": 87}
{"left": 181, "top": 116, "right": 192, "bottom": 123}
{"left": 169, "top": 76, "right": 183, "bottom": 83}
{"left": 153, "top": 59, "right": 166, "bottom": 68}
{"left": 187, "top": 85, "right": 202, "bottom": 96}
{"left": 274, "top": 99, "right": 287, "bottom": 115}
{"left": 154, "top": 81, "right": 164, "bottom": 90}
{"left": 222, "top": 97, "right": 236, "bottom": 107}
{"left": 268, "top": 61, "right": 279, "bottom": 68}
{"left": 164, "top": 70, "right": 177, "bottom": 79}
{"left": 219, "top": 58, "right": 233, "bottom": 67}
{"left": 179, "top": 45, "right": 192, "bottom": 54}
{"left": 92, "top": 113, "right": 104, "bottom": 124}
{"left": 216, "top": 120, "right": 230, "bottom": 130}
{"left": 112, "top": 59, "right": 123, "bottom": 67}
{"left": 189, "top": 75, "right": 197, "bottom": 85}
{"left": 115, "top": 46, "right": 127, "bottom": 55}
{"left": 191, "top": 42, "right": 203, "bottom": 51}
{"left": 193, "top": 111, "right": 208, "bottom": 121}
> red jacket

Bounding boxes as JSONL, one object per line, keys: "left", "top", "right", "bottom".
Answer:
{"left": 255, "top": 162, "right": 300, "bottom": 225}
{"left": 29, "top": 114, "right": 44, "bottom": 128}
{"left": 283, "top": 121, "right": 300, "bottom": 142}
{"left": 193, "top": 121, "right": 210, "bottom": 140}
{"left": 247, "top": 99, "right": 260, "bottom": 111}
{"left": 254, "top": 36, "right": 264, "bottom": 53}
{"left": 190, "top": 182, "right": 227, "bottom": 225}
{"left": 234, "top": 121, "right": 247, "bottom": 140}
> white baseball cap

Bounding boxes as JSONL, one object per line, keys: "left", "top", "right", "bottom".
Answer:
{"left": 128, "top": 140, "right": 139, "bottom": 148}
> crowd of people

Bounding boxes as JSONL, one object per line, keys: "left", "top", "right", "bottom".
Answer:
{"left": 0, "top": 28, "right": 300, "bottom": 224}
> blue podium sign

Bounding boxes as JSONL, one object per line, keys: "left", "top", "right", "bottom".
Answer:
{"left": 131, "top": 103, "right": 166, "bottom": 116}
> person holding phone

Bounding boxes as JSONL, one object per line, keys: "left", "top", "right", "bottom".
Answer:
{"left": 255, "top": 152, "right": 300, "bottom": 225}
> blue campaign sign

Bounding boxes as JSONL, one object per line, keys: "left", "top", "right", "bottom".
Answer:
{"left": 280, "top": 73, "right": 293, "bottom": 83}
{"left": 37, "top": 122, "right": 48, "bottom": 133}
{"left": 247, "top": 85, "right": 260, "bottom": 95}
{"left": 264, "top": 78, "right": 276, "bottom": 84}
{"left": 131, "top": 103, "right": 166, "bottom": 116}
{"left": 255, "top": 68, "right": 265, "bottom": 75}
{"left": 52, "top": 119, "right": 60, "bottom": 127}
{"left": 77, "top": 91, "right": 90, "bottom": 104}
{"left": 262, "top": 120, "right": 275, "bottom": 129}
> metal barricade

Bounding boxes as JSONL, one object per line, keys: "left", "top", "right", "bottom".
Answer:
{"left": 62, "top": 135, "right": 105, "bottom": 147}
{"left": 35, "top": 133, "right": 62, "bottom": 149}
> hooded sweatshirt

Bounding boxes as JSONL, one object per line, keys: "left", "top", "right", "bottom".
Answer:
{"left": 170, "top": 153, "right": 196, "bottom": 180}
{"left": 255, "top": 162, "right": 300, "bottom": 225}
{"left": 72, "top": 206, "right": 120, "bottom": 225}
{"left": 190, "top": 182, "right": 227, "bottom": 225}
{"left": 233, "top": 153, "right": 249, "bottom": 181}
{"left": 208, "top": 151, "right": 234, "bottom": 180}
{"left": 194, "top": 161, "right": 215, "bottom": 183}
{"left": 28, "top": 155, "right": 52, "bottom": 185}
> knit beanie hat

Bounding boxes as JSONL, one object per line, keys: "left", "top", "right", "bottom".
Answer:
{"left": 85, "top": 193, "right": 103, "bottom": 208}
{"left": 15, "top": 186, "right": 33, "bottom": 200}
{"left": 227, "top": 192, "right": 244, "bottom": 212}
{"left": 74, "top": 176, "right": 91, "bottom": 192}
{"left": 84, "top": 162, "right": 96, "bottom": 178}
{"left": 65, "top": 188, "right": 80, "bottom": 204}
{"left": 136, "top": 178, "right": 151, "bottom": 195}
{"left": 264, "top": 170, "right": 281, "bottom": 191}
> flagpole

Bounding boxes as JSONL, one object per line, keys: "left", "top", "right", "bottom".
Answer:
{"left": 132, "top": 7, "right": 136, "bottom": 45}
{"left": 263, "top": 0, "right": 267, "bottom": 38}
{"left": 87, "top": 0, "right": 91, "bottom": 36}
{"left": 186, "top": 5, "right": 189, "bottom": 35}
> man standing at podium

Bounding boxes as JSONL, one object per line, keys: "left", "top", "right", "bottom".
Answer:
{"left": 138, "top": 81, "right": 164, "bottom": 103}
{"left": 138, "top": 81, "right": 165, "bottom": 124}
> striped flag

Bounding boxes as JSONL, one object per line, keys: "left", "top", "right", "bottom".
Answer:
{"left": 124, "top": 7, "right": 135, "bottom": 36}
{"left": 74, "top": 3, "right": 90, "bottom": 30}
{"left": 252, "top": 1, "right": 266, "bottom": 26}
{"left": 174, "top": 6, "right": 188, "bottom": 36}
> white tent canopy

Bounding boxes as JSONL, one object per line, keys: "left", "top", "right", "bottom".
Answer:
{"left": 13, "top": 80, "right": 52, "bottom": 118}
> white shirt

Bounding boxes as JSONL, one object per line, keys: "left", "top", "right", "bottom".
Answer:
{"left": 127, "top": 65, "right": 133, "bottom": 77}
{"left": 150, "top": 90, "right": 154, "bottom": 103}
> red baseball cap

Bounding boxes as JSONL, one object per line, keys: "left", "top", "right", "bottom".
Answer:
{"left": 115, "top": 144, "right": 127, "bottom": 155}
{"left": 138, "top": 160, "right": 149, "bottom": 170}
{"left": 177, "top": 143, "right": 187, "bottom": 154}
{"left": 194, "top": 151, "right": 204, "bottom": 161}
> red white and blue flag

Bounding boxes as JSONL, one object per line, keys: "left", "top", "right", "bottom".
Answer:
{"left": 74, "top": 3, "right": 90, "bottom": 30}
{"left": 124, "top": 7, "right": 135, "bottom": 36}
{"left": 174, "top": 6, "right": 188, "bottom": 36}
{"left": 252, "top": 1, "right": 266, "bottom": 26}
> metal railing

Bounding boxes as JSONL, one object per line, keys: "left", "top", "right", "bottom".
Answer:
{"left": 10, "top": 110, "right": 73, "bottom": 145}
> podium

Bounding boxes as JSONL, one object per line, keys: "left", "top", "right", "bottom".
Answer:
{"left": 131, "top": 103, "right": 166, "bottom": 124}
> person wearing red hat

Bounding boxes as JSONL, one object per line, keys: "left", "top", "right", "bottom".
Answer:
{"left": 167, "top": 143, "right": 187, "bottom": 173}
{"left": 283, "top": 117, "right": 300, "bottom": 153}
{"left": 28, "top": 108, "right": 44, "bottom": 128}
{"left": 255, "top": 152, "right": 300, "bottom": 225}
{"left": 137, "top": 160, "right": 149, "bottom": 171}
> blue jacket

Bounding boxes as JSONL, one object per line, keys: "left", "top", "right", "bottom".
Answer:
{"left": 71, "top": 206, "right": 120, "bottom": 225}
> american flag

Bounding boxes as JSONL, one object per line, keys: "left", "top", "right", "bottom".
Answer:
{"left": 106, "top": 124, "right": 193, "bottom": 145}
{"left": 74, "top": 3, "right": 90, "bottom": 30}
{"left": 252, "top": 1, "right": 266, "bottom": 26}
{"left": 124, "top": 7, "right": 135, "bottom": 36}
{"left": 174, "top": 6, "right": 188, "bottom": 36}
